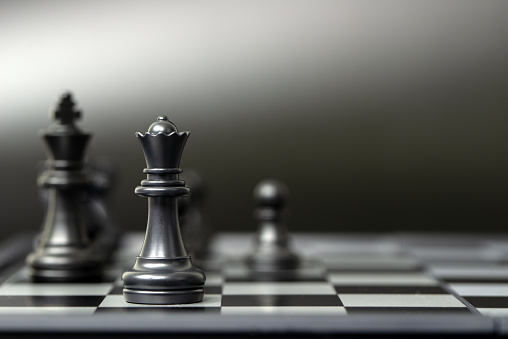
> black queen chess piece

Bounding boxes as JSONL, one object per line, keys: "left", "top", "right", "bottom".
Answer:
{"left": 122, "top": 116, "right": 205, "bottom": 304}
{"left": 26, "top": 93, "right": 103, "bottom": 282}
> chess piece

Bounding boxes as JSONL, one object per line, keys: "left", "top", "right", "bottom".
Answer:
{"left": 122, "top": 116, "right": 205, "bottom": 304}
{"left": 84, "top": 159, "right": 120, "bottom": 257}
{"left": 35, "top": 159, "right": 120, "bottom": 257}
{"left": 179, "top": 170, "right": 211, "bottom": 262}
{"left": 26, "top": 92, "right": 103, "bottom": 282}
{"left": 247, "top": 179, "right": 299, "bottom": 270}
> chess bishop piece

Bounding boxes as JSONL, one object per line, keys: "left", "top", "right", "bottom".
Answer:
{"left": 247, "top": 179, "right": 299, "bottom": 271}
{"left": 123, "top": 116, "right": 205, "bottom": 304}
{"left": 26, "top": 93, "right": 103, "bottom": 282}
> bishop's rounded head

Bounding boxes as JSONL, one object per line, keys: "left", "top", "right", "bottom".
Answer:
{"left": 254, "top": 179, "right": 289, "bottom": 209}
{"left": 147, "top": 116, "right": 178, "bottom": 135}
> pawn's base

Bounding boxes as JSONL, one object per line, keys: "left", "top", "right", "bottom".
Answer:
{"left": 123, "top": 288, "right": 204, "bottom": 305}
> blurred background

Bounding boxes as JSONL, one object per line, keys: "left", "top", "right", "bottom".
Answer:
{"left": 1, "top": 0, "right": 507, "bottom": 240}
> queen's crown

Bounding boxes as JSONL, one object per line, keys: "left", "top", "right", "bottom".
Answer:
{"left": 136, "top": 116, "right": 189, "bottom": 169}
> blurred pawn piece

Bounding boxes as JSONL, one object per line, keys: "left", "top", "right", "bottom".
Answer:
{"left": 247, "top": 179, "right": 299, "bottom": 271}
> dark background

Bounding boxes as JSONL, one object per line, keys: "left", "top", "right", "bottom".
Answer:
{"left": 1, "top": 0, "right": 508, "bottom": 240}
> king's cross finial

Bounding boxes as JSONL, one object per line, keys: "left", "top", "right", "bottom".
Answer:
{"left": 52, "top": 92, "right": 81, "bottom": 125}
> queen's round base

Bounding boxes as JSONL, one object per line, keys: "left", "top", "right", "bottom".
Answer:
{"left": 123, "top": 287, "right": 204, "bottom": 305}
{"left": 122, "top": 256, "right": 206, "bottom": 305}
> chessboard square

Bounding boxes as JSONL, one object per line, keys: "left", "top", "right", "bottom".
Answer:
{"left": 443, "top": 278, "right": 508, "bottom": 284}
{"left": 430, "top": 265, "right": 508, "bottom": 279}
{"left": 222, "top": 263, "right": 326, "bottom": 282}
{"left": 223, "top": 282, "right": 336, "bottom": 295}
{"left": 225, "top": 268, "right": 326, "bottom": 282}
{"left": 0, "top": 296, "right": 105, "bottom": 307}
{"left": 322, "top": 255, "right": 420, "bottom": 271}
{"left": 334, "top": 286, "right": 447, "bottom": 294}
{"left": 449, "top": 283, "right": 508, "bottom": 296}
{"left": 464, "top": 296, "right": 508, "bottom": 308}
{"left": 328, "top": 273, "right": 438, "bottom": 286}
{"left": 221, "top": 295, "right": 342, "bottom": 307}
{"left": 95, "top": 307, "right": 221, "bottom": 314}
{"left": 221, "top": 306, "right": 347, "bottom": 315}
{"left": 225, "top": 276, "right": 325, "bottom": 283}
{"left": 346, "top": 307, "right": 473, "bottom": 315}
{"left": 429, "top": 262, "right": 505, "bottom": 270}
{"left": 98, "top": 294, "right": 221, "bottom": 308}
{"left": 295, "top": 235, "right": 399, "bottom": 255}
{"left": 338, "top": 294, "right": 465, "bottom": 308}
{"left": 204, "top": 286, "right": 222, "bottom": 294}
{"left": 328, "top": 268, "right": 424, "bottom": 274}
{"left": 477, "top": 308, "right": 508, "bottom": 317}
{"left": 0, "top": 307, "right": 96, "bottom": 315}
{"left": 0, "top": 283, "right": 113, "bottom": 296}
{"left": 408, "top": 247, "right": 500, "bottom": 262}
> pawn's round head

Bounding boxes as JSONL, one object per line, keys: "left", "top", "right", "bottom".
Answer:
{"left": 254, "top": 179, "right": 289, "bottom": 209}
{"left": 147, "top": 116, "right": 178, "bottom": 135}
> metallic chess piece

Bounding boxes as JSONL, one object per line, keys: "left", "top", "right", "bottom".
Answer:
{"left": 179, "top": 170, "right": 211, "bottom": 264}
{"left": 247, "top": 179, "right": 300, "bottom": 271}
{"left": 26, "top": 92, "right": 103, "bottom": 282}
{"left": 84, "top": 159, "right": 120, "bottom": 258}
{"left": 122, "top": 116, "right": 205, "bottom": 304}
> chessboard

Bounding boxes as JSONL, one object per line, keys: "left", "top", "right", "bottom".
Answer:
{"left": 0, "top": 232, "right": 508, "bottom": 337}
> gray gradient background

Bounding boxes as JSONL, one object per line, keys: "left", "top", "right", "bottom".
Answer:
{"left": 1, "top": 0, "right": 508, "bottom": 240}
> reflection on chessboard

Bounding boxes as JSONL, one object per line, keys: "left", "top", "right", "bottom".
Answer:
{"left": 3, "top": 233, "right": 508, "bottom": 318}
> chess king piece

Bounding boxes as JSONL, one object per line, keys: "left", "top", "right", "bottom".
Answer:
{"left": 247, "top": 179, "right": 299, "bottom": 270}
{"left": 122, "top": 116, "right": 205, "bottom": 304}
{"left": 26, "top": 93, "right": 103, "bottom": 282}
{"left": 35, "top": 159, "right": 120, "bottom": 258}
